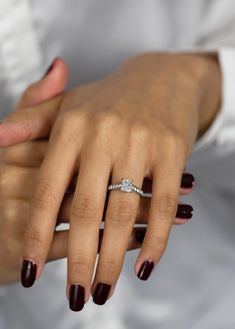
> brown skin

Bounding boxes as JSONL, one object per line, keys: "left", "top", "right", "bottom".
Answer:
{"left": 0, "top": 60, "right": 193, "bottom": 285}
{"left": 0, "top": 140, "right": 193, "bottom": 285}
{"left": 0, "top": 53, "right": 221, "bottom": 303}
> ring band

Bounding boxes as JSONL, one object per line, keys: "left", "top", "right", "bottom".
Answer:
{"left": 108, "top": 178, "right": 144, "bottom": 197}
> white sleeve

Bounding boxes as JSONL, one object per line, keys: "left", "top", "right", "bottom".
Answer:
{"left": 192, "top": 48, "right": 235, "bottom": 155}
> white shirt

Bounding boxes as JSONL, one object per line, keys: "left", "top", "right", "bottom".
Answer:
{"left": 0, "top": 1, "right": 235, "bottom": 328}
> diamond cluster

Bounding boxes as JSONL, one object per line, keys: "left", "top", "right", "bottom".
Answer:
{"left": 120, "top": 178, "right": 133, "bottom": 193}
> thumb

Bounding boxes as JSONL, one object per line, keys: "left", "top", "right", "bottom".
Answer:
{"left": 16, "top": 57, "right": 68, "bottom": 109}
{"left": 0, "top": 58, "right": 68, "bottom": 147}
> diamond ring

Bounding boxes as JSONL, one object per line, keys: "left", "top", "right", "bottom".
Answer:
{"left": 108, "top": 178, "right": 144, "bottom": 197}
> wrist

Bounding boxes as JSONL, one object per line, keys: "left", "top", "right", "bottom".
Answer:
{"left": 141, "top": 52, "right": 222, "bottom": 141}
{"left": 117, "top": 52, "right": 222, "bottom": 141}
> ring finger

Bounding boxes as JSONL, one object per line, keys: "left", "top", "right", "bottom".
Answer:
{"left": 91, "top": 154, "right": 146, "bottom": 305}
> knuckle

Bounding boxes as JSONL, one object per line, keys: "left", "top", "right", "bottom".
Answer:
{"left": 157, "top": 194, "right": 177, "bottom": 219}
{"left": 150, "top": 234, "right": 168, "bottom": 255}
{"left": 31, "top": 179, "right": 58, "bottom": 210}
{"left": 107, "top": 199, "right": 134, "bottom": 228}
{"left": 100, "top": 259, "right": 119, "bottom": 276}
{"left": 69, "top": 259, "right": 90, "bottom": 277}
{"left": 92, "top": 111, "right": 122, "bottom": 133}
{"left": 24, "top": 228, "right": 45, "bottom": 252}
{"left": 52, "top": 111, "right": 85, "bottom": 144}
{"left": 71, "top": 197, "right": 100, "bottom": 226}
{"left": 130, "top": 124, "right": 150, "bottom": 144}
{"left": 1, "top": 199, "right": 21, "bottom": 223}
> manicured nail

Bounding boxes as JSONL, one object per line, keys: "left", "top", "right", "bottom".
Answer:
{"left": 135, "top": 229, "right": 146, "bottom": 243}
{"left": 137, "top": 260, "right": 154, "bottom": 281}
{"left": 93, "top": 283, "right": 111, "bottom": 305}
{"left": 176, "top": 204, "right": 193, "bottom": 219}
{"left": 21, "top": 260, "right": 37, "bottom": 288}
{"left": 181, "top": 173, "right": 195, "bottom": 189}
{"left": 43, "top": 57, "right": 59, "bottom": 78}
{"left": 69, "top": 284, "right": 85, "bottom": 312}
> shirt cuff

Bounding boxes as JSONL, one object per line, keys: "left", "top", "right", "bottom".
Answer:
{"left": 193, "top": 48, "right": 235, "bottom": 154}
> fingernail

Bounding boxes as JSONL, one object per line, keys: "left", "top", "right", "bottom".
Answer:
{"left": 181, "top": 173, "right": 195, "bottom": 189}
{"left": 137, "top": 260, "right": 154, "bottom": 281}
{"left": 135, "top": 229, "right": 146, "bottom": 243}
{"left": 93, "top": 283, "right": 111, "bottom": 305}
{"left": 21, "top": 260, "right": 37, "bottom": 288}
{"left": 176, "top": 204, "right": 193, "bottom": 219}
{"left": 43, "top": 57, "right": 59, "bottom": 78}
{"left": 69, "top": 284, "right": 85, "bottom": 312}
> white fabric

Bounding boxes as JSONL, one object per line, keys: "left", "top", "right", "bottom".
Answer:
{"left": 0, "top": 0, "right": 235, "bottom": 328}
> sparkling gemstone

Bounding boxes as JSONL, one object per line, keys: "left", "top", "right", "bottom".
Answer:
{"left": 121, "top": 179, "right": 133, "bottom": 193}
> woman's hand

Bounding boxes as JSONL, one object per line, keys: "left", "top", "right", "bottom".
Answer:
{"left": 1, "top": 53, "right": 220, "bottom": 310}
{"left": 0, "top": 139, "right": 155, "bottom": 285}
{"left": 0, "top": 141, "right": 69, "bottom": 285}
{"left": 0, "top": 139, "right": 194, "bottom": 286}
{"left": 0, "top": 60, "right": 69, "bottom": 285}
{"left": 0, "top": 139, "right": 195, "bottom": 286}
{"left": 0, "top": 59, "right": 195, "bottom": 288}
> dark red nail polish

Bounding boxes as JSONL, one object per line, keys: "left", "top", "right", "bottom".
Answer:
{"left": 181, "top": 173, "right": 195, "bottom": 189}
{"left": 93, "top": 283, "right": 111, "bottom": 305}
{"left": 137, "top": 260, "right": 154, "bottom": 281}
{"left": 43, "top": 58, "right": 59, "bottom": 78}
{"left": 21, "top": 260, "right": 37, "bottom": 288}
{"left": 176, "top": 204, "right": 193, "bottom": 219}
{"left": 69, "top": 285, "right": 85, "bottom": 312}
{"left": 135, "top": 229, "right": 146, "bottom": 243}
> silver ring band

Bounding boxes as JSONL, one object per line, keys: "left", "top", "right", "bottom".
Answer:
{"left": 108, "top": 178, "right": 144, "bottom": 197}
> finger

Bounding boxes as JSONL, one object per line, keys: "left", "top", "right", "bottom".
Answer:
{"left": 48, "top": 227, "right": 148, "bottom": 263}
{"left": 142, "top": 173, "right": 195, "bottom": 196}
{"left": 0, "top": 58, "right": 68, "bottom": 147}
{"left": 2, "top": 141, "right": 48, "bottom": 167}
{"left": 16, "top": 58, "right": 68, "bottom": 110}
{"left": 135, "top": 153, "right": 186, "bottom": 281}
{"left": 136, "top": 196, "right": 193, "bottom": 224}
{"left": 0, "top": 95, "right": 63, "bottom": 147}
{"left": 58, "top": 193, "right": 193, "bottom": 226}
{"left": 67, "top": 147, "right": 111, "bottom": 310}
{"left": 91, "top": 154, "right": 145, "bottom": 305}
{"left": 21, "top": 117, "right": 80, "bottom": 288}
{"left": 3, "top": 162, "right": 192, "bottom": 223}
